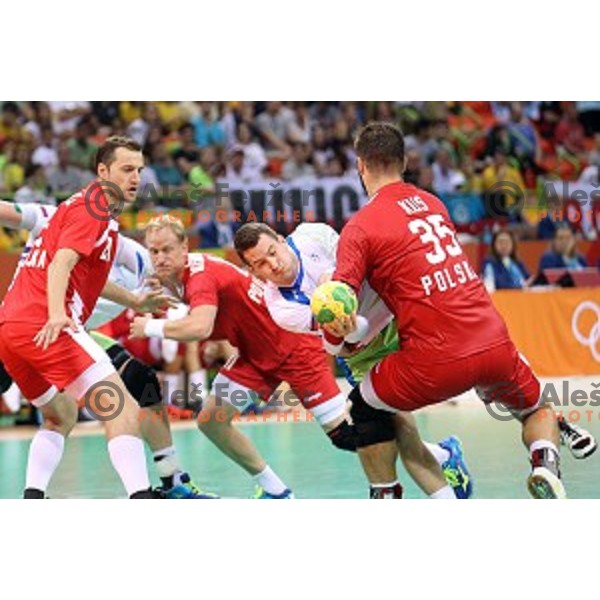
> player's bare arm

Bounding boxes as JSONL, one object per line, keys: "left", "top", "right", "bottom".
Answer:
{"left": 129, "top": 305, "right": 218, "bottom": 342}
{"left": 33, "top": 248, "right": 80, "bottom": 350}
{"left": 101, "top": 279, "right": 178, "bottom": 314}
{"left": 0, "top": 200, "right": 24, "bottom": 229}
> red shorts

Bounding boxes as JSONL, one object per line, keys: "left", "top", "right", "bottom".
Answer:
{"left": 0, "top": 321, "right": 116, "bottom": 405}
{"left": 214, "top": 338, "right": 345, "bottom": 425}
{"left": 363, "top": 340, "right": 541, "bottom": 414}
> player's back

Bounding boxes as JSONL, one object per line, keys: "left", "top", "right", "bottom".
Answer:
{"left": 334, "top": 181, "right": 510, "bottom": 361}
{"left": 0, "top": 185, "right": 118, "bottom": 327}
{"left": 183, "top": 253, "right": 312, "bottom": 372}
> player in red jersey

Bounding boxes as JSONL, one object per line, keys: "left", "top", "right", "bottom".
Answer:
{"left": 326, "top": 122, "right": 565, "bottom": 499}
{"left": 129, "top": 215, "right": 349, "bottom": 498}
{"left": 0, "top": 136, "right": 168, "bottom": 498}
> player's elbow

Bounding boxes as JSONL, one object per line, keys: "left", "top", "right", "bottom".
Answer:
{"left": 190, "top": 320, "right": 214, "bottom": 341}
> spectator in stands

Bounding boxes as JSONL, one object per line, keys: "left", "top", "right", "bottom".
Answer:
{"left": 254, "top": 101, "right": 293, "bottom": 157}
{"left": 555, "top": 102, "right": 587, "bottom": 156}
{"left": 31, "top": 125, "right": 58, "bottom": 168}
{"left": 23, "top": 102, "right": 53, "bottom": 143}
{"left": 192, "top": 102, "right": 226, "bottom": 148}
{"left": 14, "top": 163, "right": 55, "bottom": 205}
{"left": 539, "top": 225, "right": 588, "bottom": 271}
{"left": 127, "top": 102, "right": 161, "bottom": 147}
{"left": 431, "top": 147, "right": 466, "bottom": 195}
{"left": 481, "top": 229, "right": 531, "bottom": 292}
{"left": 234, "top": 122, "right": 267, "bottom": 179}
{"left": 0, "top": 102, "right": 27, "bottom": 144}
{"left": 48, "top": 101, "right": 91, "bottom": 137}
{"left": 2, "top": 144, "right": 30, "bottom": 192}
{"left": 403, "top": 148, "right": 422, "bottom": 186}
{"left": 46, "top": 143, "right": 91, "bottom": 195}
{"left": 224, "top": 146, "right": 258, "bottom": 185}
{"left": 173, "top": 123, "right": 201, "bottom": 177}
{"left": 149, "top": 143, "right": 185, "bottom": 187}
{"left": 481, "top": 148, "right": 526, "bottom": 217}
{"left": 281, "top": 142, "right": 316, "bottom": 181}
{"left": 287, "top": 102, "right": 313, "bottom": 144}
{"left": 507, "top": 101, "right": 539, "bottom": 166}
{"left": 67, "top": 118, "right": 97, "bottom": 170}
{"left": 311, "top": 124, "right": 335, "bottom": 176}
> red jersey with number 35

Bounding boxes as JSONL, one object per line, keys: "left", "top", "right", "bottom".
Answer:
{"left": 181, "top": 253, "right": 307, "bottom": 372}
{"left": 334, "top": 182, "right": 510, "bottom": 362}
{"left": 0, "top": 183, "right": 119, "bottom": 327}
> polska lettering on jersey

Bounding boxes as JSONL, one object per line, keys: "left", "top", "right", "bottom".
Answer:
{"left": 421, "top": 260, "right": 479, "bottom": 297}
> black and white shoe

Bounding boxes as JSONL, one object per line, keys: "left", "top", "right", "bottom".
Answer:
{"left": 558, "top": 416, "right": 598, "bottom": 459}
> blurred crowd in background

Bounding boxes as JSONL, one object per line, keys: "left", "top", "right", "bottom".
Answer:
{"left": 0, "top": 101, "right": 599, "bottom": 228}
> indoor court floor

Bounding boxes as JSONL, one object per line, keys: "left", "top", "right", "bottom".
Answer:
{"left": 1, "top": 393, "right": 599, "bottom": 499}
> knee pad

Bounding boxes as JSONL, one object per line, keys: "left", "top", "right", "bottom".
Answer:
{"left": 349, "top": 386, "right": 395, "bottom": 448}
{"left": 327, "top": 420, "right": 357, "bottom": 452}
{"left": 0, "top": 361, "right": 13, "bottom": 395}
{"left": 106, "top": 345, "right": 162, "bottom": 408}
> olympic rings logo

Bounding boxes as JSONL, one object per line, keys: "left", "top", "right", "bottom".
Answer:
{"left": 571, "top": 301, "right": 600, "bottom": 362}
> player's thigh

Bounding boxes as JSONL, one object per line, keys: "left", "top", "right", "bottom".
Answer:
{"left": 24, "top": 326, "right": 117, "bottom": 401}
{"left": 0, "top": 323, "right": 58, "bottom": 406}
{"left": 278, "top": 350, "right": 346, "bottom": 427}
{"left": 475, "top": 343, "right": 542, "bottom": 418}
{"left": 214, "top": 354, "right": 277, "bottom": 413}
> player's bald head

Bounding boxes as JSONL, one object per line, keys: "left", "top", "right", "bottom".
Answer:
{"left": 355, "top": 122, "right": 405, "bottom": 175}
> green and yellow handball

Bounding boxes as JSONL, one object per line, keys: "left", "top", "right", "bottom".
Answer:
{"left": 310, "top": 281, "right": 358, "bottom": 325}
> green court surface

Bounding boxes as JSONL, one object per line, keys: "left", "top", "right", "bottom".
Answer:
{"left": 1, "top": 403, "right": 599, "bottom": 499}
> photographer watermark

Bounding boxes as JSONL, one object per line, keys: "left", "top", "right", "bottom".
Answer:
{"left": 83, "top": 380, "right": 126, "bottom": 422}
{"left": 484, "top": 379, "right": 600, "bottom": 423}
{"left": 84, "top": 181, "right": 126, "bottom": 222}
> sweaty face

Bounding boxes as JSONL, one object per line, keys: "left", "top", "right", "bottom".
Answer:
{"left": 98, "top": 147, "right": 144, "bottom": 204}
{"left": 145, "top": 227, "right": 188, "bottom": 284}
{"left": 243, "top": 233, "right": 298, "bottom": 286}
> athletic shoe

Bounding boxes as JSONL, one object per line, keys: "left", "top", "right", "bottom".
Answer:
{"left": 527, "top": 447, "right": 567, "bottom": 499}
{"left": 253, "top": 486, "right": 294, "bottom": 499}
{"left": 438, "top": 436, "right": 473, "bottom": 499}
{"left": 558, "top": 416, "right": 598, "bottom": 459}
{"left": 369, "top": 483, "right": 403, "bottom": 499}
{"left": 164, "top": 473, "right": 219, "bottom": 499}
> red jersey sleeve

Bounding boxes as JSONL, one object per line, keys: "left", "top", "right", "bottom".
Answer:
{"left": 187, "top": 271, "right": 219, "bottom": 308}
{"left": 57, "top": 201, "right": 106, "bottom": 258}
{"left": 333, "top": 222, "right": 370, "bottom": 293}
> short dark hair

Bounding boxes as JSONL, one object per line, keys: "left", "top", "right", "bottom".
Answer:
{"left": 234, "top": 223, "right": 279, "bottom": 263}
{"left": 354, "top": 121, "right": 405, "bottom": 172}
{"left": 491, "top": 229, "right": 518, "bottom": 261}
{"left": 94, "top": 136, "right": 142, "bottom": 172}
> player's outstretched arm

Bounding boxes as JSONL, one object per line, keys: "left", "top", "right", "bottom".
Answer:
{"left": 0, "top": 200, "right": 24, "bottom": 229}
{"left": 101, "top": 280, "right": 178, "bottom": 314}
{"left": 34, "top": 248, "right": 80, "bottom": 350}
{"left": 129, "top": 305, "right": 218, "bottom": 342}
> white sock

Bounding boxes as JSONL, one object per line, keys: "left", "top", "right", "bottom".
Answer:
{"left": 371, "top": 480, "right": 399, "bottom": 488}
{"left": 425, "top": 442, "right": 450, "bottom": 465}
{"left": 3, "top": 382, "right": 22, "bottom": 413}
{"left": 253, "top": 466, "right": 288, "bottom": 495}
{"left": 108, "top": 435, "right": 150, "bottom": 496}
{"left": 430, "top": 485, "right": 456, "bottom": 499}
{"left": 153, "top": 445, "right": 181, "bottom": 478}
{"left": 163, "top": 373, "right": 182, "bottom": 405}
{"left": 25, "top": 430, "right": 65, "bottom": 492}
{"left": 188, "top": 369, "right": 207, "bottom": 403}
{"left": 530, "top": 440, "right": 560, "bottom": 456}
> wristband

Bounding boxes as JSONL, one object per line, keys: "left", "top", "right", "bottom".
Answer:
{"left": 144, "top": 319, "right": 166, "bottom": 339}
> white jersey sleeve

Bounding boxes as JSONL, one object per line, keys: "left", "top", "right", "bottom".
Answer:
{"left": 291, "top": 222, "right": 339, "bottom": 268}
{"left": 18, "top": 203, "right": 57, "bottom": 237}
{"left": 114, "top": 235, "right": 152, "bottom": 287}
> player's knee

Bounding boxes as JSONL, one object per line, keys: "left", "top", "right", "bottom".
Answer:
{"left": 0, "top": 361, "right": 13, "bottom": 395}
{"left": 349, "top": 386, "right": 395, "bottom": 448}
{"left": 112, "top": 349, "right": 162, "bottom": 409}
{"left": 326, "top": 419, "right": 357, "bottom": 452}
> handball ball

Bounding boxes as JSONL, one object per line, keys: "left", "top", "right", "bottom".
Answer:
{"left": 311, "top": 281, "right": 358, "bottom": 325}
